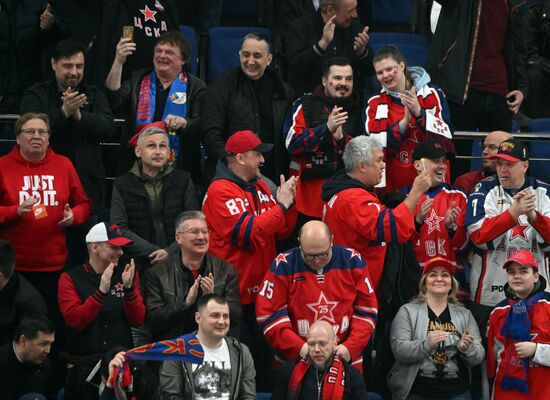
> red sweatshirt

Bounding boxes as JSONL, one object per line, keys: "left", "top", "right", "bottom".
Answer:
{"left": 0, "top": 146, "right": 91, "bottom": 272}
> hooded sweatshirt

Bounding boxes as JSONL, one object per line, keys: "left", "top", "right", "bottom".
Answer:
{"left": 202, "top": 160, "right": 297, "bottom": 304}
{"left": 322, "top": 170, "right": 415, "bottom": 289}
{"left": 364, "top": 66, "right": 454, "bottom": 192}
{"left": 0, "top": 146, "right": 91, "bottom": 271}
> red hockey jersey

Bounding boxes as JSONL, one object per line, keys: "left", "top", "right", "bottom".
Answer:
{"left": 256, "top": 244, "right": 377, "bottom": 369}
{"left": 322, "top": 170, "right": 416, "bottom": 290}
{"left": 202, "top": 161, "right": 297, "bottom": 305}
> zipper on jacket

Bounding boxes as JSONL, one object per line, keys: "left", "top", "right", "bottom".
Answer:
{"left": 463, "top": 0, "right": 484, "bottom": 104}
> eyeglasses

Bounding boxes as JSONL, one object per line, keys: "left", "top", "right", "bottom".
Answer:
{"left": 301, "top": 246, "right": 331, "bottom": 261}
{"left": 176, "top": 228, "right": 210, "bottom": 237}
{"left": 20, "top": 128, "right": 49, "bottom": 137}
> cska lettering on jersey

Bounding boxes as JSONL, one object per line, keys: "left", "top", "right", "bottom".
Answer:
{"left": 19, "top": 175, "right": 58, "bottom": 206}
{"left": 133, "top": 5, "right": 168, "bottom": 38}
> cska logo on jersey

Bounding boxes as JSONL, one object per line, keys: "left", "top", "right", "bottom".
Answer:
{"left": 307, "top": 292, "right": 339, "bottom": 323}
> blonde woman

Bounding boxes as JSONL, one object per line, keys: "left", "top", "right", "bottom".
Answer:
{"left": 387, "top": 257, "right": 484, "bottom": 400}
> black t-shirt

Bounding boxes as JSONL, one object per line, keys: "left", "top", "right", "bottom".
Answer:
{"left": 410, "top": 305, "right": 470, "bottom": 398}
{"left": 122, "top": 0, "right": 176, "bottom": 79}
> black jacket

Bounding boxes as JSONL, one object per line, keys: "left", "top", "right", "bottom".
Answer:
{"left": 111, "top": 163, "right": 199, "bottom": 266}
{"left": 107, "top": 68, "right": 206, "bottom": 182}
{"left": 527, "top": 1, "right": 550, "bottom": 74}
{"left": 280, "top": 0, "right": 317, "bottom": 33}
{"left": 272, "top": 357, "right": 368, "bottom": 399}
{"left": 142, "top": 252, "right": 241, "bottom": 340}
{"left": 0, "top": 341, "right": 53, "bottom": 400}
{"left": 20, "top": 79, "right": 115, "bottom": 211}
{"left": 285, "top": 12, "right": 374, "bottom": 95}
{"left": 0, "top": 273, "right": 47, "bottom": 345}
{"left": 201, "top": 67, "right": 293, "bottom": 182}
{"left": 0, "top": 0, "right": 65, "bottom": 98}
{"left": 428, "top": 0, "right": 529, "bottom": 104}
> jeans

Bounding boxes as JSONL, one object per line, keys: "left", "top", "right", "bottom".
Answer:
{"left": 406, "top": 391, "right": 472, "bottom": 400}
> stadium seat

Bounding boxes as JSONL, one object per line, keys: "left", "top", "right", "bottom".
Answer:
{"left": 256, "top": 392, "right": 271, "bottom": 400}
{"left": 368, "top": 392, "right": 384, "bottom": 400}
{"left": 470, "top": 139, "right": 483, "bottom": 171}
{"left": 179, "top": 25, "right": 198, "bottom": 75}
{"left": 368, "top": 32, "right": 429, "bottom": 67}
{"left": 207, "top": 26, "right": 273, "bottom": 82}
{"left": 528, "top": 118, "right": 550, "bottom": 182}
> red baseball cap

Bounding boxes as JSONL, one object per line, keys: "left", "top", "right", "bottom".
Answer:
{"left": 422, "top": 256, "right": 457, "bottom": 275}
{"left": 225, "top": 130, "right": 274, "bottom": 154}
{"left": 502, "top": 249, "right": 539, "bottom": 271}
{"left": 128, "top": 121, "right": 168, "bottom": 147}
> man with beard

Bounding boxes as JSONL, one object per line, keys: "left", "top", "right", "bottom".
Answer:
{"left": 453, "top": 130, "right": 513, "bottom": 194}
{"left": 21, "top": 39, "right": 114, "bottom": 216}
{"left": 271, "top": 320, "right": 368, "bottom": 399}
{"left": 284, "top": 57, "right": 362, "bottom": 228}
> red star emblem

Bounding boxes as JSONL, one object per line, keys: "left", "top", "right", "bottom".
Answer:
{"left": 306, "top": 292, "right": 339, "bottom": 323}
{"left": 115, "top": 283, "right": 124, "bottom": 291}
{"left": 424, "top": 209, "right": 445, "bottom": 234}
{"left": 140, "top": 5, "right": 157, "bottom": 22}
{"left": 347, "top": 248, "right": 362, "bottom": 260}
{"left": 274, "top": 252, "right": 289, "bottom": 267}
{"left": 510, "top": 221, "right": 530, "bottom": 241}
{"left": 435, "top": 119, "right": 443, "bottom": 126}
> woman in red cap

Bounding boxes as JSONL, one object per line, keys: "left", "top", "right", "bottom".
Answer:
{"left": 487, "top": 249, "right": 550, "bottom": 399}
{"left": 387, "top": 256, "right": 484, "bottom": 400}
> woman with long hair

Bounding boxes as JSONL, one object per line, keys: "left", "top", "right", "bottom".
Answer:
{"left": 365, "top": 45, "right": 454, "bottom": 192}
{"left": 387, "top": 257, "right": 484, "bottom": 400}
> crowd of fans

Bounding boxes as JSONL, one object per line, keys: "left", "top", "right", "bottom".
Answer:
{"left": 3, "top": 0, "right": 550, "bottom": 399}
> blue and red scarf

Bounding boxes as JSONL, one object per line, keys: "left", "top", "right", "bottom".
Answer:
{"left": 287, "top": 356, "right": 346, "bottom": 400}
{"left": 113, "top": 333, "right": 203, "bottom": 400}
{"left": 499, "top": 291, "right": 544, "bottom": 393}
{"left": 136, "top": 70, "right": 188, "bottom": 167}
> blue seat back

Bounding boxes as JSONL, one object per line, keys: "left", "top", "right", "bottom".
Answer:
{"left": 528, "top": 118, "right": 550, "bottom": 182}
{"left": 179, "top": 25, "right": 198, "bottom": 75}
{"left": 368, "top": 32, "right": 428, "bottom": 67}
{"left": 207, "top": 26, "right": 272, "bottom": 82}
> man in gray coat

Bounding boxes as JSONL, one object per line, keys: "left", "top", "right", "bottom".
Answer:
{"left": 160, "top": 294, "right": 255, "bottom": 400}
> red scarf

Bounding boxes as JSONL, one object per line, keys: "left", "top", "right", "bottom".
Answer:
{"left": 287, "top": 356, "right": 346, "bottom": 400}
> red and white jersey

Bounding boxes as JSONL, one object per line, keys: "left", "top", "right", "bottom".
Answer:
{"left": 465, "top": 176, "right": 550, "bottom": 306}
{"left": 256, "top": 244, "right": 377, "bottom": 369}
{"left": 365, "top": 83, "right": 452, "bottom": 192}
{"left": 400, "top": 183, "right": 468, "bottom": 267}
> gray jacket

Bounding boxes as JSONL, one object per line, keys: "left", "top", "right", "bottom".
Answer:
{"left": 160, "top": 336, "right": 256, "bottom": 400}
{"left": 387, "top": 302, "right": 485, "bottom": 400}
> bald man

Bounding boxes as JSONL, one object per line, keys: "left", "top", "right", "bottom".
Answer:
{"left": 256, "top": 220, "right": 377, "bottom": 372}
{"left": 453, "top": 131, "right": 513, "bottom": 194}
{"left": 271, "top": 320, "right": 368, "bottom": 399}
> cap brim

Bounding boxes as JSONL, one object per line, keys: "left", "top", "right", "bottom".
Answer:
{"left": 502, "top": 260, "right": 538, "bottom": 270}
{"left": 106, "top": 237, "right": 133, "bottom": 246}
{"left": 490, "top": 154, "right": 521, "bottom": 162}
{"left": 254, "top": 143, "right": 274, "bottom": 152}
{"left": 423, "top": 261, "right": 456, "bottom": 275}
